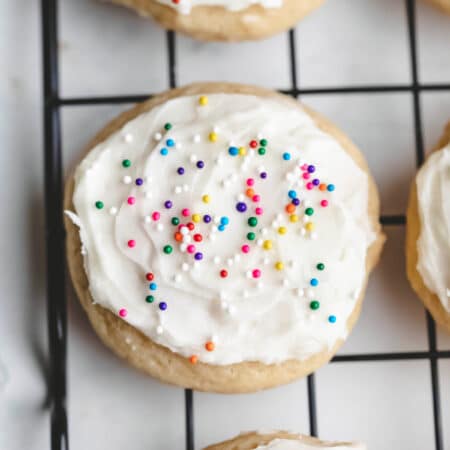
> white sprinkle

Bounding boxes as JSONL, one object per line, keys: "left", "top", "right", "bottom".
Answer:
{"left": 311, "top": 232, "right": 318, "bottom": 240}
{"left": 176, "top": 142, "right": 182, "bottom": 150}
{"left": 447, "top": 288, "right": 450, "bottom": 297}
{"left": 193, "top": 261, "right": 200, "bottom": 269}
{"left": 180, "top": 243, "right": 187, "bottom": 252}
{"left": 123, "top": 175, "right": 132, "bottom": 184}
{"left": 221, "top": 301, "right": 228, "bottom": 310}
{"left": 215, "top": 156, "right": 223, "bottom": 165}
{"left": 182, "top": 263, "right": 190, "bottom": 271}
{"left": 224, "top": 179, "right": 231, "bottom": 187}
{"left": 146, "top": 175, "right": 152, "bottom": 183}
{"left": 352, "top": 290, "right": 359, "bottom": 300}
{"left": 228, "top": 305, "right": 236, "bottom": 315}
{"left": 156, "top": 325, "right": 163, "bottom": 335}
{"left": 238, "top": 193, "right": 245, "bottom": 201}
{"left": 154, "top": 132, "right": 162, "bottom": 141}
{"left": 300, "top": 228, "right": 306, "bottom": 236}
{"left": 125, "top": 337, "right": 132, "bottom": 345}
{"left": 211, "top": 225, "right": 219, "bottom": 233}
{"left": 234, "top": 254, "right": 241, "bottom": 262}
{"left": 227, "top": 258, "right": 234, "bottom": 267}
{"left": 190, "top": 154, "right": 197, "bottom": 163}
{"left": 213, "top": 256, "right": 221, "bottom": 264}
{"left": 109, "top": 207, "right": 118, "bottom": 215}
{"left": 213, "top": 125, "right": 220, "bottom": 133}
{"left": 219, "top": 291, "right": 226, "bottom": 301}
{"left": 296, "top": 288, "right": 304, "bottom": 297}
{"left": 257, "top": 281, "right": 264, "bottom": 290}
{"left": 286, "top": 173, "right": 294, "bottom": 181}
{"left": 304, "top": 199, "right": 311, "bottom": 207}
{"left": 174, "top": 185, "right": 182, "bottom": 194}
{"left": 257, "top": 132, "right": 263, "bottom": 139}
{"left": 157, "top": 223, "right": 164, "bottom": 232}
{"left": 249, "top": 149, "right": 255, "bottom": 157}
{"left": 271, "top": 220, "right": 279, "bottom": 229}
{"left": 240, "top": 164, "right": 248, "bottom": 173}
{"left": 183, "top": 184, "right": 189, "bottom": 192}
{"left": 214, "top": 216, "right": 221, "bottom": 224}
{"left": 80, "top": 246, "right": 87, "bottom": 256}
{"left": 307, "top": 289, "right": 314, "bottom": 298}
{"left": 277, "top": 213, "right": 283, "bottom": 221}
{"left": 209, "top": 233, "right": 216, "bottom": 241}
{"left": 193, "top": 134, "right": 201, "bottom": 143}
{"left": 283, "top": 279, "right": 290, "bottom": 287}
{"left": 257, "top": 239, "right": 263, "bottom": 246}
{"left": 243, "top": 290, "right": 249, "bottom": 298}
{"left": 263, "top": 257, "right": 271, "bottom": 265}
{"left": 183, "top": 235, "right": 192, "bottom": 243}
{"left": 231, "top": 173, "right": 238, "bottom": 182}
{"left": 124, "top": 133, "right": 133, "bottom": 143}
{"left": 246, "top": 270, "right": 252, "bottom": 278}
{"left": 180, "top": 227, "right": 189, "bottom": 235}
{"left": 211, "top": 334, "right": 218, "bottom": 343}
{"left": 144, "top": 216, "right": 151, "bottom": 224}
{"left": 261, "top": 228, "right": 268, "bottom": 236}
{"left": 174, "top": 274, "right": 182, "bottom": 283}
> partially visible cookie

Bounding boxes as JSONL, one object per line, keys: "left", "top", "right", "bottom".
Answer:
{"left": 106, "top": 0, "right": 325, "bottom": 41}
{"left": 203, "top": 431, "right": 366, "bottom": 450}
{"left": 426, "top": 0, "right": 450, "bottom": 14}
{"left": 406, "top": 122, "right": 450, "bottom": 334}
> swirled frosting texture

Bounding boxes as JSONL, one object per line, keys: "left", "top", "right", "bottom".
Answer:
{"left": 156, "top": 0, "right": 282, "bottom": 14}
{"left": 70, "top": 93, "right": 375, "bottom": 365}
{"left": 255, "top": 439, "right": 365, "bottom": 450}
{"left": 416, "top": 144, "right": 450, "bottom": 313}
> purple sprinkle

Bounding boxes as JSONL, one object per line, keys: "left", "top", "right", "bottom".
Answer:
{"left": 135, "top": 178, "right": 143, "bottom": 186}
{"left": 196, "top": 161, "right": 205, "bottom": 169}
{"left": 308, "top": 165, "right": 316, "bottom": 173}
{"left": 194, "top": 252, "right": 203, "bottom": 261}
{"left": 159, "top": 302, "right": 167, "bottom": 311}
{"left": 260, "top": 172, "right": 267, "bottom": 179}
{"left": 164, "top": 200, "right": 173, "bottom": 209}
{"left": 203, "top": 214, "right": 212, "bottom": 223}
{"left": 177, "top": 167, "right": 185, "bottom": 175}
{"left": 236, "top": 202, "right": 247, "bottom": 213}
{"left": 292, "top": 198, "right": 300, "bottom": 206}
{"left": 312, "top": 178, "right": 320, "bottom": 186}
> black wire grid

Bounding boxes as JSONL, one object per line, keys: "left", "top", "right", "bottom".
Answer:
{"left": 41, "top": 1, "right": 450, "bottom": 449}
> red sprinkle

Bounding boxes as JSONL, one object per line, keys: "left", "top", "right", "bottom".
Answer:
{"left": 119, "top": 308, "right": 127, "bottom": 317}
{"left": 252, "top": 269, "right": 261, "bottom": 278}
{"left": 321, "top": 200, "right": 329, "bottom": 207}
{"left": 249, "top": 140, "right": 258, "bottom": 148}
{"left": 127, "top": 196, "right": 136, "bottom": 205}
{"left": 146, "top": 273, "right": 154, "bottom": 281}
{"left": 187, "top": 222, "right": 195, "bottom": 231}
{"left": 193, "top": 233, "right": 203, "bottom": 242}
{"left": 220, "top": 269, "right": 228, "bottom": 278}
{"left": 127, "top": 240, "right": 136, "bottom": 248}
{"left": 152, "top": 211, "right": 160, "bottom": 221}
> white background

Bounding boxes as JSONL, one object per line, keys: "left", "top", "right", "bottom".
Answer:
{"left": 1, "top": 0, "right": 450, "bottom": 449}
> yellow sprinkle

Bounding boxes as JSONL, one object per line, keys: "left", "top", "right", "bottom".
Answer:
{"left": 305, "top": 222, "right": 315, "bottom": 232}
{"left": 278, "top": 226, "right": 287, "bottom": 235}
{"left": 238, "top": 147, "right": 247, "bottom": 156}
{"left": 209, "top": 132, "right": 218, "bottom": 142}
{"left": 192, "top": 214, "right": 201, "bottom": 223}
{"left": 290, "top": 214, "right": 298, "bottom": 223}
{"left": 263, "top": 240, "right": 273, "bottom": 250}
{"left": 274, "top": 261, "right": 284, "bottom": 271}
{"left": 199, "top": 95, "right": 208, "bottom": 106}
{"left": 202, "top": 194, "right": 210, "bottom": 204}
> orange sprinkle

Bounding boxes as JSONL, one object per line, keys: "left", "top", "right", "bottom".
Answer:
{"left": 189, "top": 355, "right": 198, "bottom": 364}
{"left": 205, "top": 341, "right": 215, "bottom": 352}
{"left": 245, "top": 188, "right": 255, "bottom": 198}
{"left": 319, "top": 183, "right": 327, "bottom": 191}
{"left": 285, "top": 203, "right": 296, "bottom": 214}
{"left": 174, "top": 232, "right": 183, "bottom": 242}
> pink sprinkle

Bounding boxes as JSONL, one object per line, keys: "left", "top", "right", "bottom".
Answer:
{"left": 119, "top": 308, "right": 127, "bottom": 318}
{"left": 302, "top": 172, "right": 310, "bottom": 180}
{"left": 152, "top": 211, "right": 160, "bottom": 221}
{"left": 187, "top": 244, "right": 196, "bottom": 254}
{"left": 182, "top": 208, "right": 190, "bottom": 217}
{"left": 241, "top": 244, "right": 250, "bottom": 253}
{"left": 127, "top": 196, "right": 136, "bottom": 205}
{"left": 301, "top": 164, "right": 308, "bottom": 171}
{"left": 306, "top": 182, "right": 313, "bottom": 190}
{"left": 252, "top": 269, "right": 261, "bottom": 278}
{"left": 246, "top": 178, "right": 255, "bottom": 186}
{"left": 321, "top": 200, "right": 329, "bottom": 207}
{"left": 127, "top": 239, "right": 136, "bottom": 248}
{"left": 255, "top": 207, "right": 263, "bottom": 215}
{"left": 252, "top": 194, "right": 260, "bottom": 203}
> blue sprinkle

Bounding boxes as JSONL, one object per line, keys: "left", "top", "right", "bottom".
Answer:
{"left": 218, "top": 224, "right": 226, "bottom": 232}
{"left": 327, "top": 184, "right": 335, "bottom": 192}
{"left": 149, "top": 282, "right": 157, "bottom": 291}
{"left": 220, "top": 216, "right": 229, "bottom": 225}
{"left": 160, "top": 148, "right": 168, "bottom": 156}
{"left": 328, "top": 315, "right": 337, "bottom": 324}
{"left": 159, "top": 302, "right": 167, "bottom": 311}
{"left": 288, "top": 190, "right": 297, "bottom": 199}
{"left": 166, "top": 139, "right": 175, "bottom": 147}
{"left": 282, "top": 152, "right": 291, "bottom": 161}
{"left": 310, "top": 278, "right": 319, "bottom": 287}
{"left": 228, "top": 146, "right": 239, "bottom": 156}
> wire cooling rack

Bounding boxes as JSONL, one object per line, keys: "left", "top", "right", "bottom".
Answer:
{"left": 41, "top": 0, "right": 450, "bottom": 449}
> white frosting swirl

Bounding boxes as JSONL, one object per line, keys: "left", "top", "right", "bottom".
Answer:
{"left": 70, "top": 93, "right": 375, "bottom": 365}
{"left": 155, "top": 0, "right": 282, "bottom": 14}
{"left": 416, "top": 144, "right": 450, "bottom": 313}
{"left": 255, "top": 439, "right": 365, "bottom": 450}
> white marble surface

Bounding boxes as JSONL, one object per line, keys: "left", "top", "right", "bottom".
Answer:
{"left": 1, "top": 1, "right": 450, "bottom": 449}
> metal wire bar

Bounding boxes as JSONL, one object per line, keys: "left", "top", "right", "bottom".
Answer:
{"left": 41, "top": 0, "right": 68, "bottom": 449}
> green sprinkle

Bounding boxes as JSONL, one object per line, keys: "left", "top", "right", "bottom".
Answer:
{"left": 247, "top": 232, "right": 256, "bottom": 241}
{"left": 260, "top": 139, "right": 268, "bottom": 147}
{"left": 122, "top": 159, "right": 131, "bottom": 168}
{"left": 248, "top": 217, "right": 258, "bottom": 227}
{"left": 310, "top": 300, "right": 320, "bottom": 310}
{"left": 305, "top": 207, "right": 314, "bottom": 216}
{"left": 163, "top": 245, "right": 173, "bottom": 254}
{"left": 164, "top": 123, "right": 172, "bottom": 131}
{"left": 171, "top": 217, "right": 180, "bottom": 226}
{"left": 258, "top": 147, "right": 266, "bottom": 155}
{"left": 146, "top": 295, "right": 155, "bottom": 303}
{"left": 317, "top": 263, "right": 325, "bottom": 271}
{"left": 95, "top": 201, "right": 104, "bottom": 210}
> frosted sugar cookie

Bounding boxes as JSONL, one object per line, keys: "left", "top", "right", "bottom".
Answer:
{"left": 106, "top": 0, "right": 324, "bottom": 41}
{"left": 204, "top": 431, "right": 366, "bottom": 450}
{"left": 406, "top": 122, "right": 450, "bottom": 334}
{"left": 65, "top": 82, "right": 384, "bottom": 393}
